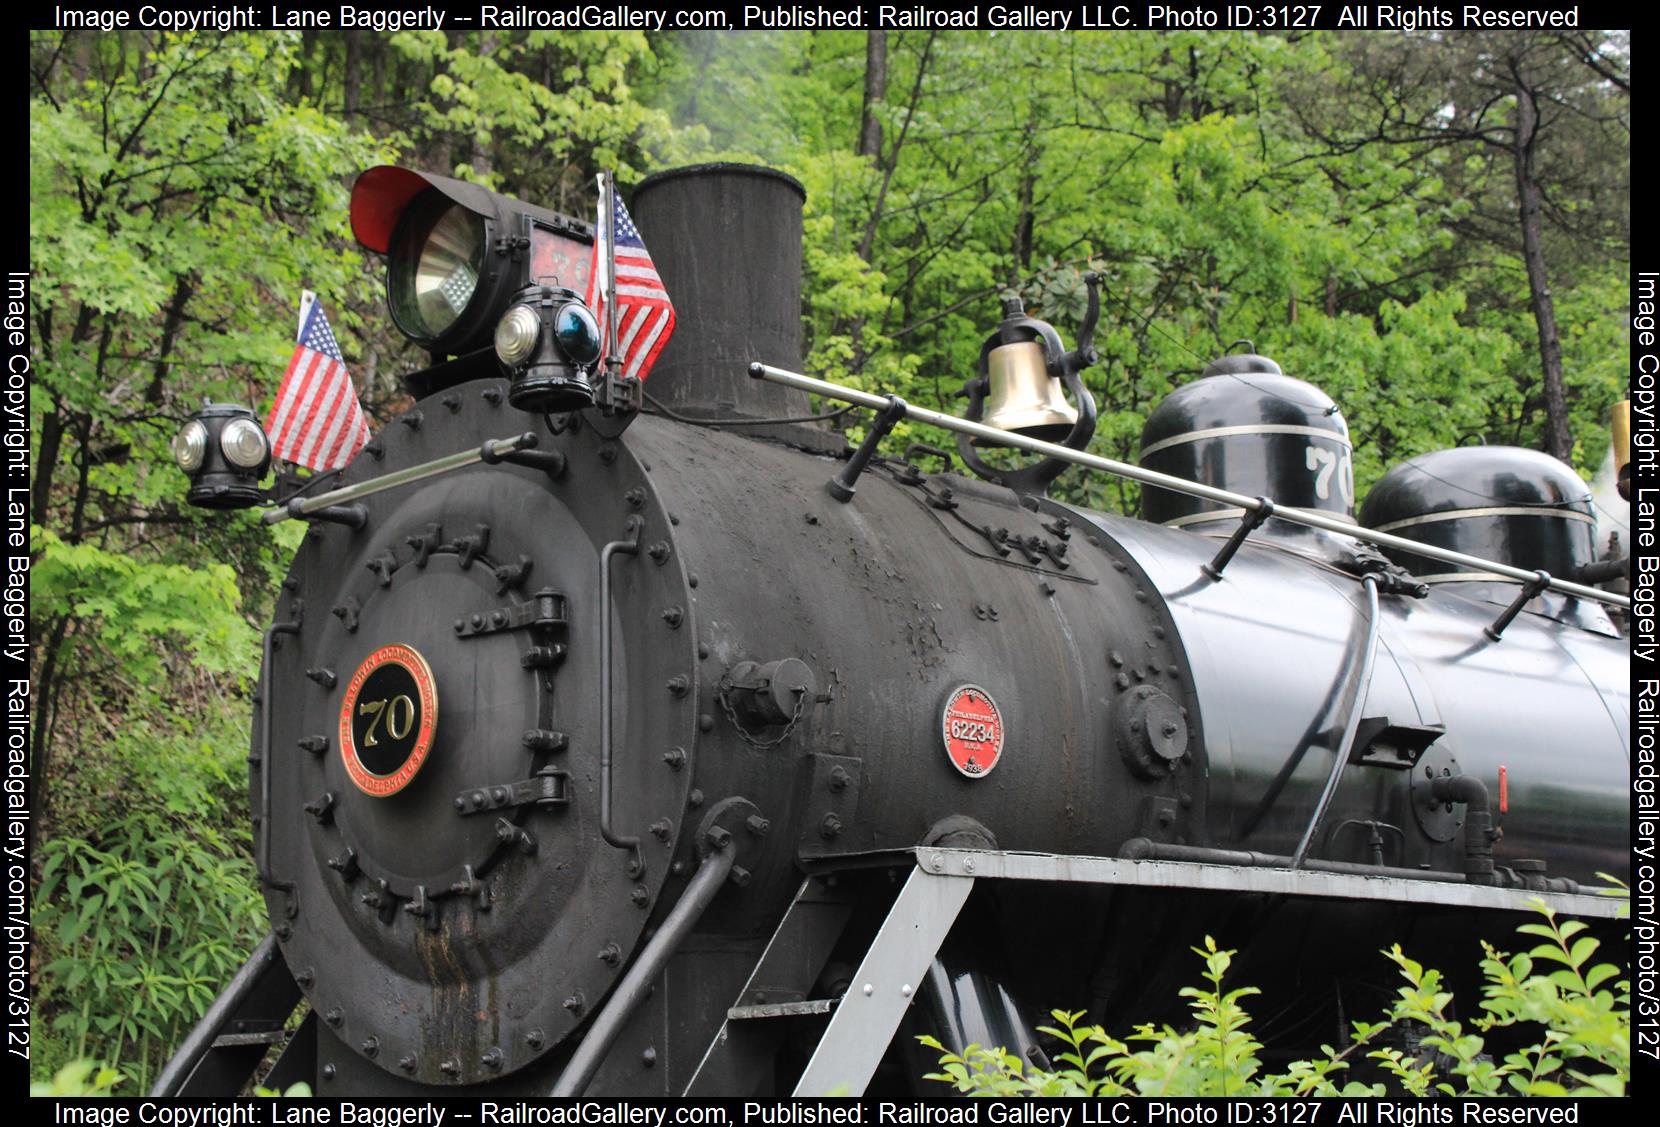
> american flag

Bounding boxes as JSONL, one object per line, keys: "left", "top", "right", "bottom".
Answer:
{"left": 265, "top": 292, "right": 370, "bottom": 471}
{"left": 584, "top": 183, "right": 676, "bottom": 383}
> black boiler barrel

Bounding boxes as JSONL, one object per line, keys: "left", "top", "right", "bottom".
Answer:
{"left": 631, "top": 164, "right": 813, "bottom": 422}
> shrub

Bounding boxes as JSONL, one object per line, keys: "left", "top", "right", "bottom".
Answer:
{"left": 923, "top": 903, "right": 1628, "bottom": 1097}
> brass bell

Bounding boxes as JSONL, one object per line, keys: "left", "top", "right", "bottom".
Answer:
{"left": 977, "top": 339, "right": 1079, "bottom": 444}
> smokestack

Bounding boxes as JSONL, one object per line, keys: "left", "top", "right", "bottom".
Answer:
{"left": 632, "top": 164, "right": 832, "bottom": 444}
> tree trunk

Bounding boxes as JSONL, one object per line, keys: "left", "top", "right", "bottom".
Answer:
{"left": 343, "top": 30, "right": 362, "bottom": 123}
{"left": 470, "top": 34, "right": 497, "bottom": 181}
{"left": 1011, "top": 167, "right": 1035, "bottom": 288}
{"left": 143, "top": 277, "right": 193, "bottom": 406}
{"left": 29, "top": 616, "right": 70, "bottom": 856}
{"left": 1512, "top": 77, "right": 1571, "bottom": 462}
{"left": 294, "top": 30, "right": 316, "bottom": 103}
{"left": 32, "top": 406, "right": 63, "bottom": 527}
{"left": 369, "top": 34, "right": 386, "bottom": 125}
{"left": 859, "top": 32, "right": 887, "bottom": 159}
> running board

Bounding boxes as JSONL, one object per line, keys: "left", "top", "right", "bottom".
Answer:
{"left": 787, "top": 847, "right": 1620, "bottom": 1096}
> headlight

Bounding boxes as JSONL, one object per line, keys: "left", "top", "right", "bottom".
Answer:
{"left": 173, "top": 420, "right": 208, "bottom": 472}
{"left": 388, "top": 195, "right": 486, "bottom": 344}
{"left": 494, "top": 305, "right": 541, "bottom": 367}
{"left": 555, "top": 303, "right": 603, "bottom": 366}
{"left": 220, "top": 417, "right": 270, "bottom": 469}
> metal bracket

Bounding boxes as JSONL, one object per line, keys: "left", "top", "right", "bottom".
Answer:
{"left": 1485, "top": 569, "right": 1551, "bottom": 641}
{"left": 1350, "top": 718, "right": 1445, "bottom": 769}
{"left": 827, "top": 395, "right": 907, "bottom": 503}
{"left": 976, "top": 526, "right": 1070, "bottom": 570}
{"left": 479, "top": 436, "right": 567, "bottom": 478}
{"left": 792, "top": 866, "right": 974, "bottom": 1095}
{"left": 365, "top": 549, "right": 399, "bottom": 587}
{"left": 285, "top": 500, "right": 367, "bottom": 530}
{"left": 451, "top": 524, "right": 491, "bottom": 568}
{"left": 454, "top": 768, "right": 570, "bottom": 816}
{"left": 406, "top": 522, "right": 444, "bottom": 567}
{"left": 592, "top": 367, "right": 643, "bottom": 418}
{"left": 1201, "top": 497, "right": 1273, "bottom": 579}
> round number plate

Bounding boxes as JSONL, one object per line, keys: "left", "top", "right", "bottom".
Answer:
{"left": 942, "top": 684, "right": 1005, "bottom": 778}
{"left": 339, "top": 643, "right": 439, "bottom": 797}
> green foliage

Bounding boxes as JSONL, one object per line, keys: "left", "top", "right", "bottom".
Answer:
{"left": 923, "top": 906, "right": 1628, "bottom": 1097}
{"left": 35, "top": 811, "right": 265, "bottom": 1094}
{"left": 31, "top": 525, "right": 257, "bottom": 685}
{"left": 30, "top": 1059, "right": 125, "bottom": 1097}
{"left": 651, "top": 31, "right": 1626, "bottom": 507}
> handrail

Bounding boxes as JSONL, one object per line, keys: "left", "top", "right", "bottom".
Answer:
{"left": 747, "top": 363, "right": 1631, "bottom": 611}
{"left": 261, "top": 433, "right": 540, "bottom": 524}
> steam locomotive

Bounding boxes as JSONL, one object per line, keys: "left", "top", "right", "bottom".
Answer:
{"left": 156, "top": 164, "right": 1631, "bottom": 1098}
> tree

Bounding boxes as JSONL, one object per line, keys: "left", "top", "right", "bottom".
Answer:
{"left": 29, "top": 30, "right": 378, "bottom": 843}
{"left": 1297, "top": 31, "right": 1630, "bottom": 462}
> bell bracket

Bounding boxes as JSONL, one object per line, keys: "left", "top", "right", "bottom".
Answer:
{"left": 956, "top": 272, "right": 1100, "bottom": 496}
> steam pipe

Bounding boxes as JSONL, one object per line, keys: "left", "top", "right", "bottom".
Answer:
{"left": 748, "top": 364, "right": 1631, "bottom": 611}
{"left": 1428, "top": 774, "right": 1498, "bottom": 883}
{"left": 551, "top": 844, "right": 736, "bottom": 1096}
{"left": 1291, "top": 574, "right": 1382, "bottom": 869}
{"left": 1573, "top": 556, "right": 1629, "bottom": 585}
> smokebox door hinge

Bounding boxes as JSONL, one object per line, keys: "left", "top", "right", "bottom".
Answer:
{"left": 455, "top": 768, "right": 570, "bottom": 816}
{"left": 456, "top": 589, "right": 568, "bottom": 639}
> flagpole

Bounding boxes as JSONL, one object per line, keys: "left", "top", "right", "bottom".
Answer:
{"left": 604, "top": 170, "right": 619, "bottom": 374}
